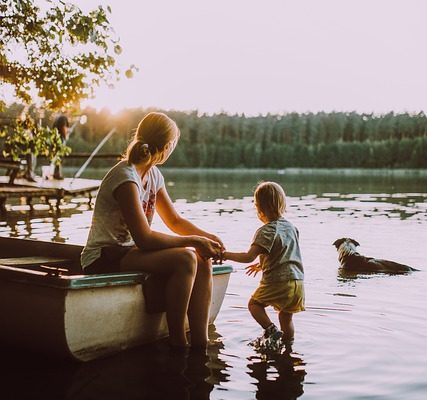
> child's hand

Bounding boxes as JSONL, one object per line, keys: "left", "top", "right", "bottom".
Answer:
{"left": 245, "top": 263, "right": 261, "bottom": 277}
{"left": 212, "top": 250, "right": 224, "bottom": 265}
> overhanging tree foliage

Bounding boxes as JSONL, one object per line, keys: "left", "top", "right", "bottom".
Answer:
{"left": 0, "top": 0, "right": 135, "bottom": 110}
{"left": 0, "top": 0, "right": 135, "bottom": 164}
{"left": 0, "top": 114, "right": 71, "bottom": 163}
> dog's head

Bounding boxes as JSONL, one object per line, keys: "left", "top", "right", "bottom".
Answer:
{"left": 332, "top": 238, "right": 360, "bottom": 249}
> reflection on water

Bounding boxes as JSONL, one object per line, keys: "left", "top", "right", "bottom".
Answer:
{"left": 247, "top": 352, "right": 306, "bottom": 400}
{"left": 2, "top": 326, "right": 230, "bottom": 400}
{"left": 1, "top": 169, "right": 426, "bottom": 399}
{"left": 1, "top": 189, "right": 426, "bottom": 244}
{"left": 71, "top": 166, "right": 427, "bottom": 200}
{"left": 163, "top": 168, "right": 427, "bottom": 204}
{"left": 0, "top": 202, "right": 92, "bottom": 243}
{"left": 65, "top": 331, "right": 225, "bottom": 400}
{"left": 337, "top": 268, "right": 416, "bottom": 283}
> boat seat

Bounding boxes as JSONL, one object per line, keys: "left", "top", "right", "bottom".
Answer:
{"left": 0, "top": 256, "right": 72, "bottom": 267}
{"left": 0, "top": 256, "right": 72, "bottom": 276}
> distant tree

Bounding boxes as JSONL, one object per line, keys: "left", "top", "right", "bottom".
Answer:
{"left": 3, "top": 100, "right": 427, "bottom": 169}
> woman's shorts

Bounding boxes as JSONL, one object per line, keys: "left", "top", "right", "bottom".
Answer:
{"left": 251, "top": 280, "right": 305, "bottom": 313}
{"left": 84, "top": 245, "right": 133, "bottom": 274}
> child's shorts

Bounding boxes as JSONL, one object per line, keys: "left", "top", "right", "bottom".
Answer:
{"left": 251, "top": 280, "right": 305, "bottom": 313}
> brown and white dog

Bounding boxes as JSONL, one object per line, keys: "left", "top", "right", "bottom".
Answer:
{"left": 333, "top": 238, "right": 418, "bottom": 273}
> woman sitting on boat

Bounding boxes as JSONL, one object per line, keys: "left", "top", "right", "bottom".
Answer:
{"left": 81, "top": 112, "right": 223, "bottom": 350}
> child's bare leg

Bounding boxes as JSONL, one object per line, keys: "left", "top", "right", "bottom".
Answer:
{"left": 248, "top": 298, "right": 272, "bottom": 329}
{"left": 187, "top": 255, "right": 212, "bottom": 347}
{"left": 279, "top": 311, "right": 294, "bottom": 342}
{"left": 121, "top": 247, "right": 197, "bottom": 347}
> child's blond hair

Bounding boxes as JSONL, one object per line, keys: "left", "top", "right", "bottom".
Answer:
{"left": 254, "top": 181, "right": 286, "bottom": 220}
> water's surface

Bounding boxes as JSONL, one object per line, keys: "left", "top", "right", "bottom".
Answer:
{"left": 1, "top": 168, "right": 427, "bottom": 399}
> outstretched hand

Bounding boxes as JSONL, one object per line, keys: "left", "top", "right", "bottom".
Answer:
{"left": 245, "top": 263, "right": 261, "bottom": 277}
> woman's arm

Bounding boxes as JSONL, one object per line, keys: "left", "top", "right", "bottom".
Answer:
{"left": 223, "top": 244, "right": 264, "bottom": 263}
{"left": 156, "top": 187, "right": 224, "bottom": 248}
{"left": 115, "top": 182, "right": 220, "bottom": 258}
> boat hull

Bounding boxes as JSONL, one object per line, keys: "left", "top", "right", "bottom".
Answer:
{"left": 0, "top": 238, "right": 232, "bottom": 362}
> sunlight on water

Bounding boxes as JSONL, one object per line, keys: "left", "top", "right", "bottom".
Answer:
{"left": 1, "top": 169, "right": 426, "bottom": 399}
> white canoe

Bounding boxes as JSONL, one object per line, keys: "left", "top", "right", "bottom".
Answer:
{"left": 0, "top": 237, "right": 232, "bottom": 362}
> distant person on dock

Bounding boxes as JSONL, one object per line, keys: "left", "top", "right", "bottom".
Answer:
{"left": 81, "top": 112, "right": 224, "bottom": 351}
{"left": 23, "top": 145, "right": 37, "bottom": 182}
{"left": 52, "top": 115, "right": 70, "bottom": 180}
{"left": 23, "top": 126, "right": 37, "bottom": 182}
{"left": 221, "top": 181, "right": 305, "bottom": 352}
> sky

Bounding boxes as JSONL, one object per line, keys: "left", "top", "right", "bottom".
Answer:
{"left": 43, "top": 1, "right": 427, "bottom": 115}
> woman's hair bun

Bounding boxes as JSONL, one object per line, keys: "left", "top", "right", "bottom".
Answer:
{"left": 127, "top": 140, "right": 151, "bottom": 164}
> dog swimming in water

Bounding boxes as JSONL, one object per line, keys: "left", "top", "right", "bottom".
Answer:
{"left": 332, "top": 238, "right": 418, "bottom": 273}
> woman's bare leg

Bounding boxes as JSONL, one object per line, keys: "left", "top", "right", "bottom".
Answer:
{"left": 187, "top": 255, "right": 212, "bottom": 347}
{"left": 120, "top": 247, "right": 197, "bottom": 346}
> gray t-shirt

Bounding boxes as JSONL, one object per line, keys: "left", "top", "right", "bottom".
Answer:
{"left": 252, "top": 217, "right": 304, "bottom": 283}
{"left": 81, "top": 161, "right": 165, "bottom": 269}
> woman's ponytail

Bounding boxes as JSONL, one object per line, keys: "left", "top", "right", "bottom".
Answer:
{"left": 126, "top": 141, "right": 151, "bottom": 164}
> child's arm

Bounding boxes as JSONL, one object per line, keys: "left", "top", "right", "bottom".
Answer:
{"left": 223, "top": 244, "right": 264, "bottom": 263}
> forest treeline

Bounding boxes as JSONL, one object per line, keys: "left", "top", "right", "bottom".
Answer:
{"left": 2, "top": 104, "right": 427, "bottom": 168}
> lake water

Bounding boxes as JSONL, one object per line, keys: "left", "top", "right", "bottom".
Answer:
{"left": 1, "top": 168, "right": 427, "bottom": 400}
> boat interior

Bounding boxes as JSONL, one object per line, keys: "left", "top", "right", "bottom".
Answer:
{"left": 0, "top": 236, "right": 82, "bottom": 275}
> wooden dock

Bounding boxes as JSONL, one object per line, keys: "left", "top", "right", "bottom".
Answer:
{"left": 0, "top": 159, "right": 27, "bottom": 184}
{"left": 0, "top": 176, "right": 100, "bottom": 213}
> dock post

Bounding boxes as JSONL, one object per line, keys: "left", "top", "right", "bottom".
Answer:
{"left": 0, "top": 197, "right": 6, "bottom": 214}
{"left": 55, "top": 189, "right": 65, "bottom": 209}
{"left": 26, "top": 196, "right": 33, "bottom": 211}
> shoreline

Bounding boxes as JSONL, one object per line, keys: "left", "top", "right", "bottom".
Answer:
{"left": 159, "top": 167, "right": 427, "bottom": 177}
{"left": 62, "top": 166, "right": 427, "bottom": 178}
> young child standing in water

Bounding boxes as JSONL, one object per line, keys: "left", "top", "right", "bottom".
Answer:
{"left": 222, "top": 181, "right": 305, "bottom": 351}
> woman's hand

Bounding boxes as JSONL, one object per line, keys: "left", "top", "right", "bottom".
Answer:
{"left": 193, "top": 236, "right": 222, "bottom": 260}
{"left": 245, "top": 263, "right": 261, "bottom": 277}
{"left": 202, "top": 233, "right": 226, "bottom": 264}
{"left": 204, "top": 233, "right": 225, "bottom": 251}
